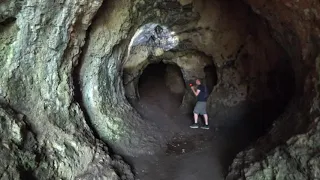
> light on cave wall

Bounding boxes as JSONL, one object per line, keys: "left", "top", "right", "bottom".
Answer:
{"left": 126, "top": 23, "right": 179, "bottom": 59}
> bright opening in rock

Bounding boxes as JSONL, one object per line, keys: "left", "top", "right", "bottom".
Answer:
{"left": 130, "top": 23, "right": 179, "bottom": 50}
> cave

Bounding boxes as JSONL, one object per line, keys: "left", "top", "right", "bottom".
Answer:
{"left": 137, "top": 62, "right": 185, "bottom": 111}
{"left": 0, "top": 0, "right": 320, "bottom": 180}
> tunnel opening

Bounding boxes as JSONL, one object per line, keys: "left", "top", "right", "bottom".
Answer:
{"left": 137, "top": 61, "right": 185, "bottom": 114}
{"left": 204, "top": 64, "right": 218, "bottom": 94}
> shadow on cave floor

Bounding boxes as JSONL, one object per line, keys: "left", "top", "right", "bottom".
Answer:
{"left": 128, "top": 63, "right": 255, "bottom": 180}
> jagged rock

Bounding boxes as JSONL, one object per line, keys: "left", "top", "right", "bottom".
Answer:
{"left": 0, "top": 0, "right": 134, "bottom": 179}
{"left": 227, "top": 119, "right": 320, "bottom": 180}
{"left": 0, "top": 104, "right": 134, "bottom": 180}
{"left": 0, "top": 0, "right": 23, "bottom": 23}
{"left": 0, "top": 104, "right": 35, "bottom": 180}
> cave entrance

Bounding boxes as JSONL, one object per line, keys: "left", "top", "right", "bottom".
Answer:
{"left": 138, "top": 61, "right": 185, "bottom": 114}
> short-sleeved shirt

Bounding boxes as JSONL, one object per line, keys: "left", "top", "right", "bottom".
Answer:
{"left": 197, "top": 85, "right": 207, "bottom": 102}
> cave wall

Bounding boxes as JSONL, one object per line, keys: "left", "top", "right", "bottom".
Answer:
{"left": 227, "top": 0, "right": 320, "bottom": 179}
{"left": 243, "top": 0, "right": 320, "bottom": 93}
{"left": 80, "top": 0, "right": 171, "bottom": 157}
{"left": 0, "top": 0, "right": 133, "bottom": 179}
{"left": 228, "top": 119, "right": 320, "bottom": 180}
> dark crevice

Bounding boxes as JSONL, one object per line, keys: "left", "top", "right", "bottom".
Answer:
{"left": 18, "top": 168, "right": 37, "bottom": 180}
{"left": 0, "top": 17, "right": 16, "bottom": 25}
{"left": 204, "top": 65, "right": 218, "bottom": 93}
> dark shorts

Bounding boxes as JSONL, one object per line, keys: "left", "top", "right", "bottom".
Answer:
{"left": 193, "top": 101, "right": 207, "bottom": 115}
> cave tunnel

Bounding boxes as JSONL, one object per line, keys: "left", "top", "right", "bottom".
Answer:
{"left": 138, "top": 61, "right": 185, "bottom": 112}
{"left": 2, "top": 0, "right": 318, "bottom": 179}
{"left": 85, "top": 1, "right": 299, "bottom": 179}
{"left": 120, "top": 17, "right": 296, "bottom": 178}
{"left": 129, "top": 61, "right": 197, "bottom": 136}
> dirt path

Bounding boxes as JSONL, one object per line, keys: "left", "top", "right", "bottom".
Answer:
{"left": 133, "top": 133, "right": 223, "bottom": 180}
{"left": 128, "top": 65, "right": 253, "bottom": 180}
{"left": 129, "top": 123, "right": 251, "bottom": 180}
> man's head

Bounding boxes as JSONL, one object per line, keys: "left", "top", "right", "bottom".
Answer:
{"left": 195, "top": 79, "right": 201, "bottom": 85}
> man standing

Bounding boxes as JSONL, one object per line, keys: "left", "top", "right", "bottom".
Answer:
{"left": 190, "top": 79, "right": 209, "bottom": 129}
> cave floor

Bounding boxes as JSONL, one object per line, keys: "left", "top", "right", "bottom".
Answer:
{"left": 130, "top": 119, "right": 251, "bottom": 180}
{"left": 130, "top": 108, "right": 251, "bottom": 180}
{"left": 128, "top": 75, "right": 252, "bottom": 180}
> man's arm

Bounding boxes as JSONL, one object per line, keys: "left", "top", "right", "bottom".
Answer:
{"left": 191, "top": 86, "right": 200, "bottom": 96}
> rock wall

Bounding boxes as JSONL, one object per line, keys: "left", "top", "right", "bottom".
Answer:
{"left": 243, "top": 0, "right": 320, "bottom": 92}
{"left": 227, "top": 118, "right": 320, "bottom": 180}
{"left": 0, "top": 0, "right": 22, "bottom": 23}
{"left": 235, "top": 119, "right": 320, "bottom": 179}
{"left": 227, "top": 0, "right": 320, "bottom": 179}
{"left": 164, "top": 64, "right": 185, "bottom": 95}
{"left": 0, "top": 0, "right": 133, "bottom": 179}
{"left": 80, "top": 0, "right": 168, "bottom": 158}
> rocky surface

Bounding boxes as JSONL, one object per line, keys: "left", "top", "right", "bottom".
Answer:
{"left": 1, "top": 0, "right": 320, "bottom": 179}
{"left": 164, "top": 64, "right": 185, "bottom": 95}
{"left": 0, "top": 104, "right": 36, "bottom": 180}
{"left": 0, "top": 0, "right": 133, "bottom": 179}
{"left": 0, "top": 0, "right": 22, "bottom": 23}
{"left": 226, "top": 0, "right": 320, "bottom": 179}
{"left": 0, "top": 103, "right": 133, "bottom": 180}
{"left": 227, "top": 118, "right": 320, "bottom": 180}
